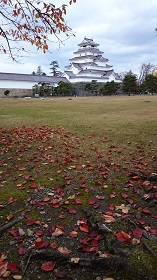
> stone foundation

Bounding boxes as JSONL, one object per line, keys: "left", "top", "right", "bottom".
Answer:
{"left": 0, "top": 88, "right": 32, "bottom": 98}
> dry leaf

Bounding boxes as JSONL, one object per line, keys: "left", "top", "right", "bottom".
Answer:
{"left": 101, "top": 215, "right": 116, "bottom": 223}
{"left": 71, "top": 257, "right": 80, "bottom": 263}
{"left": 52, "top": 228, "right": 64, "bottom": 237}
{"left": 6, "top": 214, "right": 14, "bottom": 221}
{"left": 115, "top": 204, "right": 130, "bottom": 214}
{"left": 58, "top": 247, "right": 71, "bottom": 254}
{"left": 103, "top": 278, "right": 114, "bottom": 280}
{"left": 98, "top": 251, "right": 111, "bottom": 258}
{"left": 13, "top": 275, "right": 22, "bottom": 279}
{"left": 27, "top": 229, "right": 34, "bottom": 237}
{"left": 3, "top": 270, "right": 11, "bottom": 277}
{"left": 18, "top": 228, "right": 25, "bottom": 236}
{"left": 0, "top": 262, "right": 8, "bottom": 277}
{"left": 132, "top": 238, "right": 141, "bottom": 245}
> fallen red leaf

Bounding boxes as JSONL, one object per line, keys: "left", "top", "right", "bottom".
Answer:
{"left": 75, "top": 198, "right": 82, "bottom": 204}
{"left": 69, "top": 231, "right": 78, "bottom": 237}
{"left": 50, "top": 241, "right": 58, "bottom": 249}
{"left": 80, "top": 223, "right": 89, "bottom": 233}
{"left": 7, "top": 262, "right": 20, "bottom": 273}
{"left": 18, "top": 247, "right": 27, "bottom": 255}
{"left": 121, "top": 193, "right": 128, "bottom": 198}
{"left": 35, "top": 241, "right": 49, "bottom": 249}
{"left": 115, "top": 231, "right": 131, "bottom": 243}
{"left": 92, "top": 239, "right": 99, "bottom": 247}
{"left": 133, "top": 228, "right": 143, "bottom": 239}
{"left": 69, "top": 208, "right": 77, "bottom": 214}
{"left": 35, "top": 230, "right": 44, "bottom": 237}
{"left": 142, "top": 209, "right": 151, "bottom": 214}
{"left": 41, "top": 261, "right": 55, "bottom": 271}
{"left": 8, "top": 197, "right": 14, "bottom": 204}
{"left": 137, "top": 219, "right": 145, "bottom": 225}
{"left": 27, "top": 219, "right": 36, "bottom": 226}
{"left": 29, "top": 183, "right": 37, "bottom": 189}
{"left": 88, "top": 199, "right": 96, "bottom": 205}
{"left": 9, "top": 230, "right": 20, "bottom": 238}
{"left": 149, "top": 228, "right": 157, "bottom": 235}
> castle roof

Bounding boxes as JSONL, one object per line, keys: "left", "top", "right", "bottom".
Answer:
{"left": 78, "top": 37, "right": 99, "bottom": 47}
{"left": 63, "top": 37, "right": 121, "bottom": 83}
{"left": 0, "top": 72, "right": 67, "bottom": 83}
{"left": 73, "top": 48, "right": 103, "bottom": 55}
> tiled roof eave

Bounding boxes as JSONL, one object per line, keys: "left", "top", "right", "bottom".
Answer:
{"left": 0, "top": 72, "right": 68, "bottom": 83}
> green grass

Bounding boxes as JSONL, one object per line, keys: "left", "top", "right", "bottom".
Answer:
{"left": 0, "top": 95, "right": 157, "bottom": 147}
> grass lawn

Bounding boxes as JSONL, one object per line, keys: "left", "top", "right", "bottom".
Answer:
{"left": 0, "top": 95, "right": 157, "bottom": 280}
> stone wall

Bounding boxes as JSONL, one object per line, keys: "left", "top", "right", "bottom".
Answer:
{"left": 73, "top": 82, "right": 105, "bottom": 96}
{"left": 0, "top": 88, "right": 32, "bottom": 98}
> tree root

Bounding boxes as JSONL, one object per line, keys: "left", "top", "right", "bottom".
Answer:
{"left": 31, "top": 249, "right": 152, "bottom": 279}
{"left": 0, "top": 215, "right": 24, "bottom": 236}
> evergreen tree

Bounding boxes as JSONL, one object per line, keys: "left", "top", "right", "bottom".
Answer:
{"left": 50, "top": 61, "right": 61, "bottom": 76}
{"left": 55, "top": 81, "right": 75, "bottom": 96}
{"left": 142, "top": 74, "right": 157, "bottom": 94}
{"left": 122, "top": 73, "right": 137, "bottom": 94}
{"left": 100, "top": 81, "right": 120, "bottom": 95}
{"left": 84, "top": 80, "right": 98, "bottom": 94}
{"left": 31, "top": 66, "right": 46, "bottom": 76}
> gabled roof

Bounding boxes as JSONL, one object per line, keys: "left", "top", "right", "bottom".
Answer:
{"left": 106, "top": 64, "right": 112, "bottom": 68}
{"left": 63, "top": 71, "right": 76, "bottom": 78}
{"left": 78, "top": 37, "right": 99, "bottom": 47}
{"left": 78, "top": 69, "right": 113, "bottom": 75}
{"left": 94, "top": 56, "right": 108, "bottom": 62}
{"left": 73, "top": 48, "right": 103, "bottom": 55}
{"left": 69, "top": 55, "right": 93, "bottom": 61}
{"left": 0, "top": 72, "right": 68, "bottom": 83}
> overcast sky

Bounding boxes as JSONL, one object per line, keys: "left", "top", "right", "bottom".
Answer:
{"left": 0, "top": 0, "right": 157, "bottom": 77}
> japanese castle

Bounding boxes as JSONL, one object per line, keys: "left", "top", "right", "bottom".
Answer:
{"left": 62, "top": 37, "right": 121, "bottom": 83}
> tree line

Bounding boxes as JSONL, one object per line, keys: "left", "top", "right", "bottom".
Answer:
{"left": 31, "top": 62, "right": 157, "bottom": 97}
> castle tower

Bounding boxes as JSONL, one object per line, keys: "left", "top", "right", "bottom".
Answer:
{"left": 62, "top": 37, "right": 121, "bottom": 83}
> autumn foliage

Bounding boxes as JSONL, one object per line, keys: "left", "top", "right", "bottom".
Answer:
{"left": 0, "top": 125, "right": 157, "bottom": 279}
{"left": 0, "top": 0, "right": 76, "bottom": 59}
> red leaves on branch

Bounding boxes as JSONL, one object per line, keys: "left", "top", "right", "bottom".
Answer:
{"left": 1, "top": 0, "right": 77, "bottom": 59}
{"left": 69, "top": 0, "right": 76, "bottom": 4}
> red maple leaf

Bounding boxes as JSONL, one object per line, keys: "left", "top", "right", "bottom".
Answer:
{"left": 115, "top": 231, "right": 131, "bottom": 243}
{"left": 41, "top": 261, "right": 55, "bottom": 271}
{"left": 133, "top": 228, "right": 143, "bottom": 239}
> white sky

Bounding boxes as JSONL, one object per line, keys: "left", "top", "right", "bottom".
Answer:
{"left": 0, "top": 0, "right": 157, "bottom": 77}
